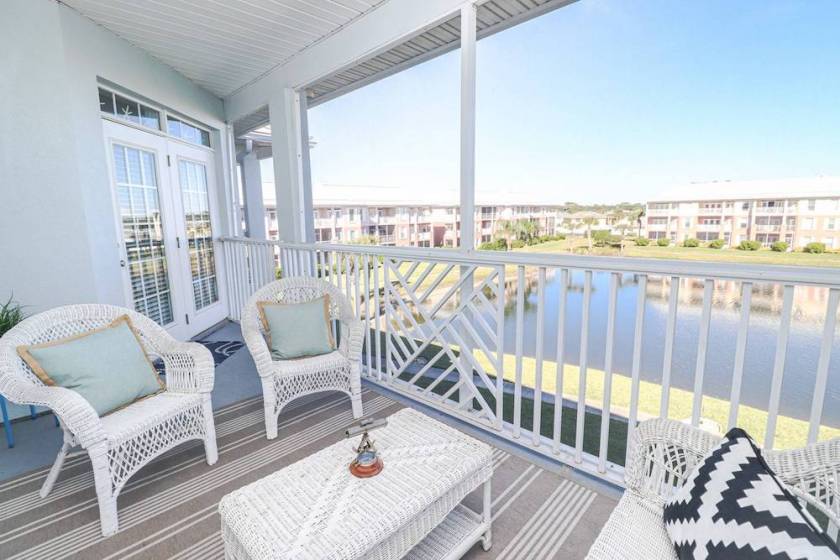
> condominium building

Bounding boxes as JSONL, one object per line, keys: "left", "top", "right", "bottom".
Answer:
{"left": 645, "top": 177, "right": 840, "bottom": 248}
{"left": 265, "top": 201, "right": 567, "bottom": 248}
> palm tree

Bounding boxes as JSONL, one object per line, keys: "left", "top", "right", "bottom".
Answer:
{"left": 631, "top": 207, "right": 646, "bottom": 238}
{"left": 582, "top": 217, "right": 598, "bottom": 252}
{"left": 516, "top": 219, "right": 538, "bottom": 244}
{"left": 498, "top": 220, "right": 518, "bottom": 250}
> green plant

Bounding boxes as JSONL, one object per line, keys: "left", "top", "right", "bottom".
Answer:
{"left": 737, "top": 240, "right": 761, "bottom": 251}
{"left": 804, "top": 242, "right": 826, "bottom": 254}
{"left": 682, "top": 238, "right": 700, "bottom": 248}
{"left": 478, "top": 239, "right": 506, "bottom": 251}
{"left": 0, "top": 295, "right": 25, "bottom": 337}
{"left": 510, "top": 239, "right": 526, "bottom": 249}
{"left": 707, "top": 239, "right": 725, "bottom": 249}
{"left": 656, "top": 238, "right": 670, "bottom": 247}
{"left": 770, "top": 241, "right": 789, "bottom": 253}
{"left": 634, "top": 237, "right": 650, "bottom": 246}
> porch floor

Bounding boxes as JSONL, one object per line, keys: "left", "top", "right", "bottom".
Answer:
{"left": 0, "top": 323, "right": 618, "bottom": 559}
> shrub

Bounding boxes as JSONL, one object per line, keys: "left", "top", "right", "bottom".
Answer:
{"left": 656, "top": 238, "right": 670, "bottom": 247}
{"left": 804, "top": 242, "right": 826, "bottom": 254}
{"left": 707, "top": 239, "right": 725, "bottom": 249}
{"left": 553, "top": 234, "right": 566, "bottom": 241}
{"left": 594, "top": 235, "right": 622, "bottom": 248}
{"left": 510, "top": 239, "right": 526, "bottom": 249}
{"left": 737, "top": 240, "right": 761, "bottom": 251}
{"left": 0, "top": 295, "right": 25, "bottom": 337}
{"left": 770, "top": 241, "right": 789, "bottom": 253}
{"left": 682, "top": 238, "right": 700, "bottom": 248}
{"left": 634, "top": 237, "right": 650, "bottom": 246}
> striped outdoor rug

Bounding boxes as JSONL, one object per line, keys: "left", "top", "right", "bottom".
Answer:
{"left": 0, "top": 390, "right": 614, "bottom": 559}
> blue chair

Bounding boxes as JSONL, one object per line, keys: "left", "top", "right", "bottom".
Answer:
{"left": 1, "top": 395, "right": 59, "bottom": 448}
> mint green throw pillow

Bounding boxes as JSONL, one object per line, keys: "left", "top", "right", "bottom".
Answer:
{"left": 258, "top": 296, "right": 335, "bottom": 360}
{"left": 17, "top": 315, "right": 164, "bottom": 416}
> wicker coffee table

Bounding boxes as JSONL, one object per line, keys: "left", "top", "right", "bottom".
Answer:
{"left": 219, "top": 408, "right": 494, "bottom": 560}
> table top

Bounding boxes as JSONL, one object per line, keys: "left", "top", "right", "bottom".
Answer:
{"left": 219, "top": 408, "right": 493, "bottom": 560}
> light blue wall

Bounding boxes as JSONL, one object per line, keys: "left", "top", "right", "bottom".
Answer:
{"left": 0, "top": 0, "right": 227, "bottom": 422}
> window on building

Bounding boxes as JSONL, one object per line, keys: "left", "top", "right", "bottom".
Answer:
{"left": 99, "top": 87, "right": 161, "bottom": 130}
{"left": 808, "top": 199, "right": 817, "bottom": 211}
{"left": 803, "top": 218, "right": 815, "bottom": 230}
{"left": 167, "top": 117, "right": 211, "bottom": 147}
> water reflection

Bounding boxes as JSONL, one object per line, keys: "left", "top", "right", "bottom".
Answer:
{"left": 489, "top": 269, "right": 840, "bottom": 427}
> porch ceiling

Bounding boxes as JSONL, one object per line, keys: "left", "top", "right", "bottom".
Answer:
{"left": 60, "top": 0, "right": 387, "bottom": 98}
{"left": 305, "top": 0, "right": 578, "bottom": 107}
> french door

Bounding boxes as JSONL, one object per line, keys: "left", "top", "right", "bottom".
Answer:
{"left": 103, "top": 120, "right": 227, "bottom": 340}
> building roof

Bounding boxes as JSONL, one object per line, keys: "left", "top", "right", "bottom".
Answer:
{"left": 649, "top": 177, "right": 840, "bottom": 203}
{"left": 263, "top": 183, "right": 571, "bottom": 207}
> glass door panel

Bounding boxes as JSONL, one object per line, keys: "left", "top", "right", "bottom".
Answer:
{"left": 178, "top": 159, "right": 219, "bottom": 310}
{"left": 112, "top": 143, "right": 174, "bottom": 326}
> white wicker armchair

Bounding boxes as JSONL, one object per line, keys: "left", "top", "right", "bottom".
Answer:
{"left": 242, "top": 277, "right": 364, "bottom": 440}
{"left": 586, "top": 419, "right": 840, "bottom": 559}
{"left": 0, "top": 304, "right": 218, "bottom": 537}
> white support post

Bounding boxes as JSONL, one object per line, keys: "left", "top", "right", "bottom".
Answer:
{"left": 241, "top": 150, "right": 267, "bottom": 240}
{"left": 297, "top": 92, "right": 315, "bottom": 243}
{"left": 459, "top": 2, "right": 476, "bottom": 253}
{"left": 458, "top": 3, "right": 477, "bottom": 407}
{"left": 269, "top": 88, "right": 310, "bottom": 243}
{"left": 222, "top": 124, "right": 243, "bottom": 238}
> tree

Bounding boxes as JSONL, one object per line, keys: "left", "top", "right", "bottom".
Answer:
{"left": 611, "top": 210, "right": 632, "bottom": 254}
{"left": 630, "top": 207, "right": 646, "bottom": 238}
{"left": 582, "top": 217, "right": 599, "bottom": 252}
{"left": 516, "top": 219, "right": 538, "bottom": 244}
{"left": 498, "top": 220, "right": 518, "bottom": 251}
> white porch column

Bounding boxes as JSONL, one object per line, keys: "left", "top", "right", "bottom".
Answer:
{"left": 269, "top": 88, "right": 313, "bottom": 243}
{"left": 459, "top": 2, "right": 477, "bottom": 252}
{"left": 241, "top": 150, "right": 267, "bottom": 240}
{"left": 458, "top": 3, "right": 477, "bottom": 407}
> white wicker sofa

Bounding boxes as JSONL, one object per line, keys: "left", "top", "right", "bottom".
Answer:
{"left": 586, "top": 418, "right": 840, "bottom": 559}
{"left": 242, "top": 277, "right": 364, "bottom": 440}
{"left": 0, "top": 304, "right": 218, "bottom": 537}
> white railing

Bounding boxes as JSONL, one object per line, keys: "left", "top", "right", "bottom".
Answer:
{"left": 219, "top": 237, "right": 840, "bottom": 486}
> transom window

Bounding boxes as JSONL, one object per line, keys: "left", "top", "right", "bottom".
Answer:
{"left": 99, "top": 88, "right": 161, "bottom": 131}
{"left": 168, "top": 117, "right": 211, "bottom": 148}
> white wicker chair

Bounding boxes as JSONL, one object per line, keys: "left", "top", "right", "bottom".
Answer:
{"left": 242, "top": 277, "right": 364, "bottom": 440}
{"left": 0, "top": 304, "right": 218, "bottom": 537}
{"left": 586, "top": 419, "right": 840, "bottom": 559}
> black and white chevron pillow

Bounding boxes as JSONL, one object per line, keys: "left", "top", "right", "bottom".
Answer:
{"left": 663, "top": 428, "right": 839, "bottom": 560}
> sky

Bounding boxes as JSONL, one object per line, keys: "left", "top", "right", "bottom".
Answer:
{"left": 270, "top": 0, "right": 840, "bottom": 205}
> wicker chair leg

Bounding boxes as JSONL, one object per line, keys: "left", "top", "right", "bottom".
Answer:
{"left": 89, "top": 442, "right": 118, "bottom": 537}
{"left": 40, "top": 437, "right": 71, "bottom": 498}
{"left": 262, "top": 377, "right": 279, "bottom": 440}
{"left": 351, "top": 392, "right": 363, "bottom": 419}
{"left": 202, "top": 394, "right": 218, "bottom": 465}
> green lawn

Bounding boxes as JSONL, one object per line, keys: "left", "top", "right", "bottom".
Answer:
{"left": 514, "top": 238, "right": 840, "bottom": 267}
{"left": 366, "top": 330, "right": 840, "bottom": 452}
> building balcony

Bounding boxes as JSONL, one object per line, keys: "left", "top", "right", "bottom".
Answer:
{"left": 755, "top": 206, "right": 786, "bottom": 214}
{"left": 755, "top": 224, "right": 783, "bottom": 232}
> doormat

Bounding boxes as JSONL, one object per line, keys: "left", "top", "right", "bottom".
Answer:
{"left": 197, "top": 340, "right": 245, "bottom": 366}
{"left": 154, "top": 340, "right": 244, "bottom": 375}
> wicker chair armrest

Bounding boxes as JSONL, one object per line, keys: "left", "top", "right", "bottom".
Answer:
{"left": 766, "top": 438, "right": 840, "bottom": 529}
{"left": 624, "top": 418, "right": 721, "bottom": 505}
{"left": 0, "top": 380, "right": 104, "bottom": 448}
{"left": 339, "top": 319, "right": 365, "bottom": 364}
{"left": 241, "top": 315, "right": 274, "bottom": 379}
{"left": 159, "top": 340, "right": 214, "bottom": 394}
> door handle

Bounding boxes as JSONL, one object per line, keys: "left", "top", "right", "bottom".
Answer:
{"left": 119, "top": 259, "right": 126, "bottom": 268}
{"left": 176, "top": 237, "right": 181, "bottom": 249}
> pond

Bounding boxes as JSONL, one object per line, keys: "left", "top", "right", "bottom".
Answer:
{"left": 501, "top": 270, "right": 840, "bottom": 427}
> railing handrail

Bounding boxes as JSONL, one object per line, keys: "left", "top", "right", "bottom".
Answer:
{"left": 218, "top": 236, "right": 840, "bottom": 287}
